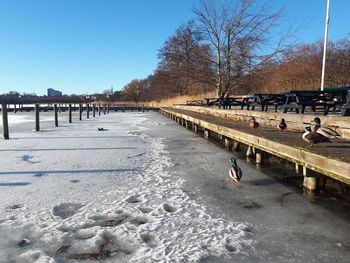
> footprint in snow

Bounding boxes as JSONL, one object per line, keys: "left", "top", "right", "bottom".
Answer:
{"left": 163, "top": 203, "right": 177, "bottom": 213}
{"left": 33, "top": 173, "right": 47, "bottom": 178}
{"left": 125, "top": 196, "right": 142, "bottom": 204}
{"left": 7, "top": 204, "right": 24, "bottom": 210}
{"left": 129, "top": 217, "right": 147, "bottom": 226}
{"left": 70, "top": 180, "right": 80, "bottom": 183}
{"left": 138, "top": 207, "right": 152, "bottom": 214}
{"left": 140, "top": 233, "right": 158, "bottom": 248}
{"left": 88, "top": 214, "right": 146, "bottom": 228}
{"left": 225, "top": 244, "right": 237, "bottom": 253}
{"left": 52, "top": 203, "right": 84, "bottom": 219}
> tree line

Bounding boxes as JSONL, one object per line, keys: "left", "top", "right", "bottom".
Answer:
{"left": 115, "top": 0, "right": 349, "bottom": 103}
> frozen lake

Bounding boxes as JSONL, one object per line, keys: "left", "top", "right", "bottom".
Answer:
{"left": 0, "top": 111, "right": 349, "bottom": 262}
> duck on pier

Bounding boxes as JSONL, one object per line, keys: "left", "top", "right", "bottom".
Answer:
{"left": 229, "top": 158, "right": 242, "bottom": 182}
{"left": 311, "top": 117, "right": 341, "bottom": 139}
{"left": 249, "top": 117, "right": 259, "bottom": 129}
{"left": 302, "top": 126, "right": 331, "bottom": 147}
{"left": 278, "top": 119, "right": 287, "bottom": 132}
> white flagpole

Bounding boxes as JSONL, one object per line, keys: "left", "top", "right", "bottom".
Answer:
{"left": 320, "top": 0, "right": 330, "bottom": 91}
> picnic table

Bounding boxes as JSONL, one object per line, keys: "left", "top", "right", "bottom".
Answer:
{"left": 204, "top": 94, "right": 286, "bottom": 112}
{"left": 282, "top": 87, "right": 350, "bottom": 115}
{"left": 186, "top": 99, "right": 204, "bottom": 106}
{"left": 204, "top": 95, "right": 255, "bottom": 109}
{"left": 197, "top": 86, "right": 350, "bottom": 116}
{"left": 341, "top": 87, "right": 350, "bottom": 116}
{"left": 248, "top": 94, "right": 286, "bottom": 112}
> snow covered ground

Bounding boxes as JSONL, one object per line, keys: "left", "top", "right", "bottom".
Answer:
{"left": 0, "top": 112, "right": 253, "bottom": 262}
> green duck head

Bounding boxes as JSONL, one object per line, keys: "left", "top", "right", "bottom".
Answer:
{"left": 230, "top": 158, "right": 237, "bottom": 166}
{"left": 312, "top": 117, "right": 321, "bottom": 125}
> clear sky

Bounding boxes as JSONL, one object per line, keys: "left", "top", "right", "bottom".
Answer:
{"left": 0, "top": 0, "right": 349, "bottom": 96}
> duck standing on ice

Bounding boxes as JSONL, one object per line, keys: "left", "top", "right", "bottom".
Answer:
{"left": 229, "top": 158, "right": 242, "bottom": 182}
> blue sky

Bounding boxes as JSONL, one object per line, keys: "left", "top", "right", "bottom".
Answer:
{"left": 0, "top": 0, "right": 349, "bottom": 96}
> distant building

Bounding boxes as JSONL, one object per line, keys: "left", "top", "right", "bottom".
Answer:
{"left": 47, "top": 88, "right": 62, "bottom": 96}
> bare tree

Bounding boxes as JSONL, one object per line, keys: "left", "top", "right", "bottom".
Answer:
{"left": 157, "top": 20, "right": 214, "bottom": 96}
{"left": 194, "top": 0, "right": 291, "bottom": 97}
{"left": 121, "top": 79, "right": 149, "bottom": 102}
{"left": 248, "top": 37, "right": 350, "bottom": 93}
{"left": 325, "top": 38, "right": 350, "bottom": 87}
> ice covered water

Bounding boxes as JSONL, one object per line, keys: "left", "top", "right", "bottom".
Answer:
{"left": 0, "top": 112, "right": 253, "bottom": 262}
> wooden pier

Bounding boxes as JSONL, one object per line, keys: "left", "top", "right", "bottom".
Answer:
{"left": 0, "top": 104, "right": 158, "bottom": 113}
{"left": 1, "top": 103, "right": 159, "bottom": 140}
{"left": 160, "top": 107, "right": 350, "bottom": 190}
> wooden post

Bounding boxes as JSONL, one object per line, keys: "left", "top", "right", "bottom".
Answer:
{"left": 185, "top": 120, "right": 189, "bottom": 129}
{"left": 86, "top": 104, "right": 89, "bottom": 119}
{"left": 2, "top": 104, "right": 9, "bottom": 139}
{"left": 69, "top": 104, "right": 72, "bottom": 123}
{"left": 14, "top": 104, "right": 17, "bottom": 113}
{"left": 193, "top": 124, "right": 198, "bottom": 133}
{"left": 233, "top": 141, "right": 240, "bottom": 151}
{"left": 256, "top": 152, "right": 263, "bottom": 165}
{"left": 79, "top": 104, "right": 82, "bottom": 120}
{"left": 103, "top": 104, "right": 106, "bottom": 115}
{"left": 246, "top": 145, "right": 254, "bottom": 158}
{"left": 93, "top": 104, "right": 96, "bottom": 117}
{"left": 303, "top": 176, "right": 318, "bottom": 191}
{"left": 142, "top": 104, "right": 145, "bottom": 113}
{"left": 303, "top": 166, "right": 307, "bottom": 177}
{"left": 295, "top": 163, "right": 300, "bottom": 174}
{"left": 99, "top": 104, "right": 101, "bottom": 116}
{"left": 224, "top": 138, "right": 231, "bottom": 149}
{"left": 54, "top": 104, "right": 58, "bottom": 127}
{"left": 107, "top": 104, "right": 109, "bottom": 114}
{"left": 35, "top": 104, "right": 40, "bottom": 131}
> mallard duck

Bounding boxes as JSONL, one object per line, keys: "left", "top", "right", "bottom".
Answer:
{"left": 249, "top": 117, "right": 259, "bottom": 129}
{"left": 229, "top": 158, "right": 242, "bottom": 182}
{"left": 278, "top": 119, "right": 287, "bottom": 132}
{"left": 302, "top": 126, "right": 331, "bottom": 147}
{"left": 311, "top": 117, "right": 341, "bottom": 139}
